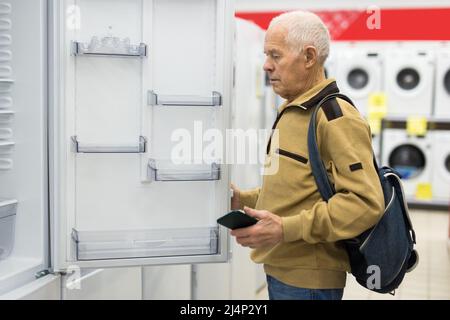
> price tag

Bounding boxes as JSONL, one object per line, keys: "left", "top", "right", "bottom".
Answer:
{"left": 407, "top": 116, "right": 428, "bottom": 136}
{"left": 368, "top": 116, "right": 382, "bottom": 135}
{"left": 415, "top": 183, "right": 433, "bottom": 200}
{"left": 368, "top": 92, "right": 388, "bottom": 118}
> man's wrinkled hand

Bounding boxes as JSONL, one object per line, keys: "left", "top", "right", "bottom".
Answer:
{"left": 230, "top": 206, "right": 283, "bottom": 249}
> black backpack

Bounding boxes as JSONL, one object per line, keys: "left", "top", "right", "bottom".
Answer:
{"left": 307, "top": 93, "right": 419, "bottom": 294}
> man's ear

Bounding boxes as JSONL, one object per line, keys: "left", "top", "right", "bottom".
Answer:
{"left": 304, "top": 46, "right": 318, "bottom": 69}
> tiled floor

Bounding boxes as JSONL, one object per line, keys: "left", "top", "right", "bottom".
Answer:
{"left": 256, "top": 209, "right": 450, "bottom": 300}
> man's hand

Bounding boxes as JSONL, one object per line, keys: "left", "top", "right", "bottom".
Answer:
{"left": 231, "top": 184, "right": 241, "bottom": 210}
{"left": 230, "top": 206, "right": 283, "bottom": 249}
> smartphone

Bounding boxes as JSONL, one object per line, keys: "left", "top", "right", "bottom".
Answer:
{"left": 217, "top": 210, "right": 258, "bottom": 230}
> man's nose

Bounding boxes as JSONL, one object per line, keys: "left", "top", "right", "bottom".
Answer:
{"left": 263, "top": 58, "right": 273, "bottom": 73}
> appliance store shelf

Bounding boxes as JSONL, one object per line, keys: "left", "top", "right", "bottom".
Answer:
{"left": 71, "top": 227, "right": 218, "bottom": 261}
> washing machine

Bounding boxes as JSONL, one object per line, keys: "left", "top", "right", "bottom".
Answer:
{"left": 385, "top": 49, "right": 434, "bottom": 117}
{"left": 431, "top": 127, "right": 450, "bottom": 204}
{"left": 434, "top": 48, "right": 450, "bottom": 118}
{"left": 381, "top": 122, "right": 432, "bottom": 201}
{"left": 336, "top": 49, "right": 383, "bottom": 117}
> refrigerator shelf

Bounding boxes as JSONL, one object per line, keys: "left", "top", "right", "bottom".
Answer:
{"left": 72, "top": 41, "right": 147, "bottom": 58}
{"left": 71, "top": 136, "right": 147, "bottom": 154}
{"left": 0, "top": 199, "right": 17, "bottom": 219}
{"left": 0, "top": 110, "right": 13, "bottom": 123}
{"left": 71, "top": 227, "right": 218, "bottom": 261}
{"left": 147, "top": 159, "right": 221, "bottom": 182}
{"left": 0, "top": 79, "right": 14, "bottom": 84}
{"left": 0, "top": 141, "right": 14, "bottom": 154}
{"left": 148, "top": 91, "right": 222, "bottom": 107}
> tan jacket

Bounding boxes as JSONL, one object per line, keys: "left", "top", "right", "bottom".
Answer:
{"left": 240, "top": 78, "right": 384, "bottom": 289}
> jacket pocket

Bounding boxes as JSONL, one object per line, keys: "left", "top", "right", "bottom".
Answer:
{"left": 276, "top": 148, "right": 308, "bottom": 164}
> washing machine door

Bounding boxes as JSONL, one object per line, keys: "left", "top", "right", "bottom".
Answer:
{"left": 396, "top": 67, "right": 421, "bottom": 91}
{"left": 445, "top": 154, "right": 450, "bottom": 173}
{"left": 388, "top": 144, "right": 426, "bottom": 179}
{"left": 347, "top": 67, "right": 370, "bottom": 90}
{"left": 443, "top": 69, "right": 450, "bottom": 95}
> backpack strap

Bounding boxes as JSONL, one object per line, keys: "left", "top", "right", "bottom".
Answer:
{"left": 308, "top": 93, "right": 380, "bottom": 202}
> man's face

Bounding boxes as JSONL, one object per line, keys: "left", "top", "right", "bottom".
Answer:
{"left": 263, "top": 26, "right": 308, "bottom": 101}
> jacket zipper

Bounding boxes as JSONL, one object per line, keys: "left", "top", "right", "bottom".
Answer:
{"left": 276, "top": 148, "right": 308, "bottom": 164}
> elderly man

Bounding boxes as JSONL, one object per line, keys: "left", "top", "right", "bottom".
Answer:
{"left": 230, "top": 11, "right": 384, "bottom": 300}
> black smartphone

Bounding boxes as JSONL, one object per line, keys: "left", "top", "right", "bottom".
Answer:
{"left": 217, "top": 210, "right": 258, "bottom": 230}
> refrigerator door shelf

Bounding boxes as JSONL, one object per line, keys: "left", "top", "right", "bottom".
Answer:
{"left": 148, "top": 91, "right": 222, "bottom": 107}
{"left": 71, "top": 227, "right": 218, "bottom": 261}
{"left": 72, "top": 41, "right": 147, "bottom": 58}
{"left": 147, "top": 159, "right": 221, "bottom": 182}
{"left": 71, "top": 136, "right": 147, "bottom": 154}
{"left": 0, "top": 199, "right": 17, "bottom": 219}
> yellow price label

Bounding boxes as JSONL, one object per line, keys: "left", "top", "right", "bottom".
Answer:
{"left": 368, "top": 116, "right": 382, "bottom": 135}
{"left": 415, "top": 183, "right": 433, "bottom": 200}
{"left": 407, "top": 116, "right": 428, "bottom": 136}
{"left": 369, "top": 92, "right": 387, "bottom": 107}
{"left": 368, "top": 93, "right": 387, "bottom": 119}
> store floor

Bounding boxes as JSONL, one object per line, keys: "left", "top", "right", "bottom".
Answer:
{"left": 255, "top": 209, "right": 450, "bottom": 300}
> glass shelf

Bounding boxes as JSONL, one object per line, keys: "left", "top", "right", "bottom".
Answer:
{"left": 0, "top": 79, "right": 13, "bottom": 84}
{"left": 148, "top": 91, "right": 222, "bottom": 107}
{"left": 72, "top": 41, "right": 147, "bottom": 58}
{"left": 71, "top": 227, "right": 218, "bottom": 261}
{"left": 147, "top": 159, "right": 221, "bottom": 182}
{"left": 71, "top": 136, "right": 147, "bottom": 154}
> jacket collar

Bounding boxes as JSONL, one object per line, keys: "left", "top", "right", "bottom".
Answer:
{"left": 278, "top": 78, "right": 340, "bottom": 113}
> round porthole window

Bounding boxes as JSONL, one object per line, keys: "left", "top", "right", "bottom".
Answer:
{"left": 397, "top": 68, "right": 420, "bottom": 90}
{"left": 445, "top": 154, "right": 450, "bottom": 173}
{"left": 444, "top": 69, "right": 450, "bottom": 95}
{"left": 388, "top": 144, "right": 426, "bottom": 179}
{"left": 347, "top": 68, "right": 369, "bottom": 90}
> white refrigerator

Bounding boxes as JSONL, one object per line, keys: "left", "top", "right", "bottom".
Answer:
{"left": 0, "top": 0, "right": 234, "bottom": 299}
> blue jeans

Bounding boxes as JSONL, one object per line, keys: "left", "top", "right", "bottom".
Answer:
{"left": 267, "top": 275, "right": 344, "bottom": 300}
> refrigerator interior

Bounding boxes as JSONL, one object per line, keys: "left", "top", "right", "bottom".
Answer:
{"left": 51, "top": 0, "right": 233, "bottom": 269}
{"left": 0, "top": 0, "right": 49, "bottom": 295}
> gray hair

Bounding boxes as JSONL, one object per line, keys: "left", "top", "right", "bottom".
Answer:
{"left": 268, "top": 10, "right": 330, "bottom": 65}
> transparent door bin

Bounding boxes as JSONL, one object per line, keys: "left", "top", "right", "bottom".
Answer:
{"left": 71, "top": 136, "right": 147, "bottom": 154}
{"left": 148, "top": 91, "right": 222, "bottom": 107}
{"left": 72, "top": 36, "right": 147, "bottom": 58}
{"left": 147, "top": 159, "right": 221, "bottom": 182}
{"left": 0, "top": 199, "right": 17, "bottom": 260}
{"left": 71, "top": 227, "right": 218, "bottom": 261}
